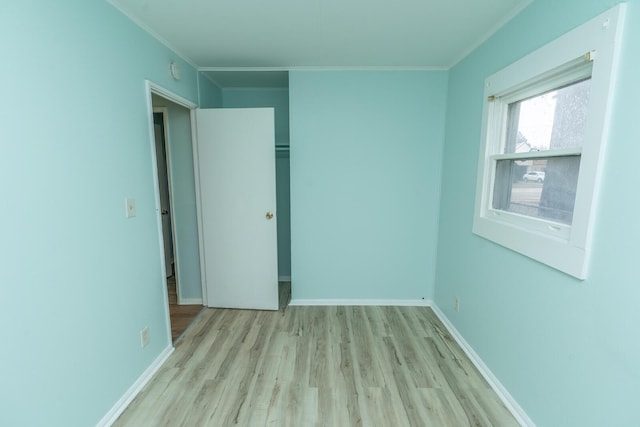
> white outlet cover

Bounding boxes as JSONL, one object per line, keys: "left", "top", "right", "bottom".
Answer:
{"left": 125, "top": 198, "right": 136, "bottom": 218}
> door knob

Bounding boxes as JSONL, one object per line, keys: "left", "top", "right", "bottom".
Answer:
{"left": 266, "top": 211, "right": 274, "bottom": 220}
{"left": 161, "top": 210, "right": 169, "bottom": 216}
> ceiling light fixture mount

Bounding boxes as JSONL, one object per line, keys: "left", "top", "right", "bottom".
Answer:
{"left": 169, "top": 61, "right": 181, "bottom": 80}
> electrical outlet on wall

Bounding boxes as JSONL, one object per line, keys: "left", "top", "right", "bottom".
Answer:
{"left": 125, "top": 197, "right": 136, "bottom": 218}
{"left": 454, "top": 296, "right": 460, "bottom": 312}
{"left": 140, "top": 326, "right": 150, "bottom": 348}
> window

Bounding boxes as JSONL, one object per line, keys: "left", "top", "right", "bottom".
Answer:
{"left": 492, "top": 73, "right": 591, "bottom": 230}
{"left": 472, "top": 5, "right": 625, "bottom": 279}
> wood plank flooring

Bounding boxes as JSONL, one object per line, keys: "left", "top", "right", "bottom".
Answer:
{"left": 115, "top": 302, "right": 519, "bottom": 426}
{"left": 168, "top": 276, "right": 204, "bottom": 342}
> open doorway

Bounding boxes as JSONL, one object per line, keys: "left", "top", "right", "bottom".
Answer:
{"left": 147, "top": 83, "right": 204, "bottom": 343}
{"left": 152, "top": 110, "right": 174, "bottom": 278}
{"left": 200, "top": 70, "right": 292, "bottom": 305}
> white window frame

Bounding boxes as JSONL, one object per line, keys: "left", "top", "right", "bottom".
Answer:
{"left": 472, "top": 4, "right": 626, "bottom": 279}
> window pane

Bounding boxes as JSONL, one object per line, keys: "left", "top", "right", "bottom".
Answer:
{"left": 504, "top": 78, "right": 591, "bottom": 154}
{"left": 492, "top": 156, "right": 580, "bottom": 224}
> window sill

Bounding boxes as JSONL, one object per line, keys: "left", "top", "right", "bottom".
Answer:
{"left": 473, "top": 215, "right": 587, "bottom": 279}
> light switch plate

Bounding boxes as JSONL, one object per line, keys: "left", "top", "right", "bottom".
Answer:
{"left": 140, "top": 326, "right": 150, "bottom": 348}
{"left": 125, "top": 198, "right": 136, "bottom": 218}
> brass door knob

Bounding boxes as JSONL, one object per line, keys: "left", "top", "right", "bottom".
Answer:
{"left": 266, "top": 211, "right": 274, "bottom": 220}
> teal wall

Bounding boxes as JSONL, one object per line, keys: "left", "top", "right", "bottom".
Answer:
{"left": 222, "top": 88, "right": 290, "bottom": 144}
{"left": 274, "top": 150, "right": 291, "bottom": 278}
{"left": 165, "top": 102, "right": 202, "bottom": 300}
{"left": 222, "top": 88, "right": 292, "bottom": 278}
{"left": 289, "top": 71, "right": 447, "bottom": 300}
{"left": 0, "top": 1, "right": 200, "bottom": 425}
{"left": 434, "top": 1, "right": 640, "bottom": 425}
{"left": 151, "top": 96, "right": 203, "bottom": 301}
{"left": 198, "top": 74, "right": 223, "bottom": 108}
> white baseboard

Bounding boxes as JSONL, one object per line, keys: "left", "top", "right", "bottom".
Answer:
{"left": 97, "top": 345, "right": 174, "bottom": 427}
{"left": 289, "top": 298, "right": 432, "bottom": 307}
{"left": 177, "top": 298, "right": 203, "bottom": 305}
{"left": 278, "top": 275, "right": 291, "bottom": 282}
{"left": 429, "top": 305, "right": 535, "bottom": 427}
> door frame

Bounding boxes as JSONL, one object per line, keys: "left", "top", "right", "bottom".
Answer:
{"left": 144, "top": 81, "right": 205, "bottom": 344}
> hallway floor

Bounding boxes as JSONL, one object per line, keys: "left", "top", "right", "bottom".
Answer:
{"left": 167, "top": 276, "right": 203, "bottom": 342}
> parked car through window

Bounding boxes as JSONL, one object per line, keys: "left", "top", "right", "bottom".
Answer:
{"left": 522, "top": 171, "right": 545, "bottom": 182}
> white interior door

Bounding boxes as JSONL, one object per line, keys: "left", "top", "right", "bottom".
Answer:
{"left": 195, "top": 108, "right": 279, "bottom": 310}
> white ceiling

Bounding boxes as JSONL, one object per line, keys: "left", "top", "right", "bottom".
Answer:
{"left": 109, "top": 0, "right": 531, "bottom": 70}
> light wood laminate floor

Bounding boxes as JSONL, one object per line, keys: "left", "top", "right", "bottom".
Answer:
{"left": 115, "top": 304, "right": 519, "bottom": 426}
